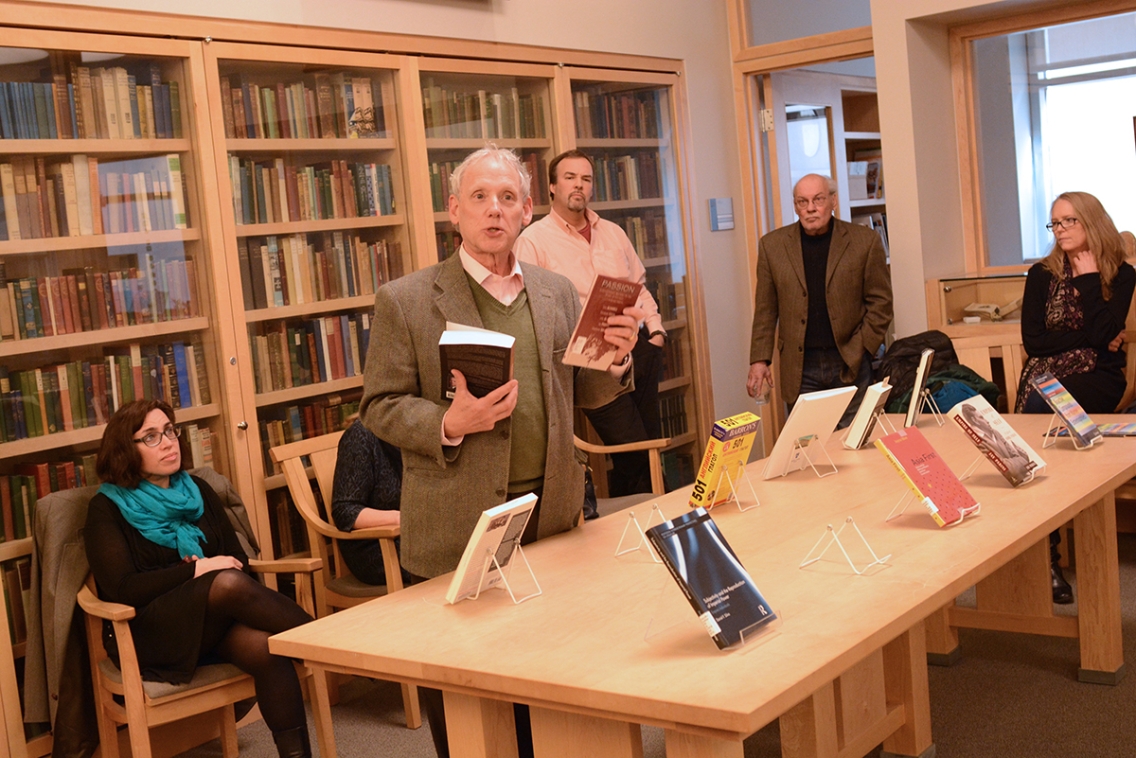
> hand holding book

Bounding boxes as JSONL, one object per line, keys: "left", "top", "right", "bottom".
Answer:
{"left": 564, "top": 275, "right": 645, "bottom": 370}
{"left": 441, "top": 370, "right": 518, "bottom": 439}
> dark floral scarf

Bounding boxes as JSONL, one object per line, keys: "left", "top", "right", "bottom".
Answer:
{"left": 1016, "top": 256, "right": 1097, "bottom": 411}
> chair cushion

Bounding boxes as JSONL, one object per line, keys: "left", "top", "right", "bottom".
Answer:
{"left": 99, "top": 658, "right": 248, "bottom": 701}
{"left": 327, "top": 574, "right": 388, "bottom": 600}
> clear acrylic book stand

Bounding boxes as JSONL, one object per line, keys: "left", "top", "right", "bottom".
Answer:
{"left": 957, "top": 454, "right": 1037, "bottom": 485}
{"left": 885, "top": 490, "right": 981, "bottom": 525}
{"left": 641, "top": 570, "right": 781, "bottom": 652}
{"left": 799, "top": 517, "right": 891, "bottom": 575}
{"left": 470, "top": 538, "right": 542, "bottom": 605}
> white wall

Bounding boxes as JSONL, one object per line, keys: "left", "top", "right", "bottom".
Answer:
{"left": 43, "top": 0, "right": 756, "bottom": 421}
{"left": 746, "top": 0, "right": 871, "bottom": 46}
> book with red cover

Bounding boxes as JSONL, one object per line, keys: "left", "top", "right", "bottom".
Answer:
{"left": 875, "top": 426, "right": 980, "bottom": 527}
{"left": 563, "top": 275, "right": 642, "bottom": 370}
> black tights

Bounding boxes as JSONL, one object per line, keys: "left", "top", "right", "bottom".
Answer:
{"left": 198, "top": 570, "right": 313, "bottom": 732}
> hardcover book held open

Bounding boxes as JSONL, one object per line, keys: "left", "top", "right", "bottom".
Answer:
{"left": 438, "top": 322, "right": 514, "bottom": 399}
{"left": 876, "top": 427, "right": 980, "bottom": 527}
{"left": 446, "top": 493, "right": 537, "bottom": 605}
{"left": 562, "top": 274, "right": 642, "bottom": 370}
{"left": 646, "top": 508, "right": 776, "bottom": 650}
{"left": 947, "top": 395, "right": 1045, "bottom": 486}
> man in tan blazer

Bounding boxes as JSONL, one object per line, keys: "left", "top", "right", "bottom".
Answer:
{"left": 747, "top": 174, "right": 892, "bottom": 425}
{"left": 360, "top": 145, "right": 641, "bottom": 582}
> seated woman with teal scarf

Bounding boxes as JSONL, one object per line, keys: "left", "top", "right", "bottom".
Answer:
{"left": 85, "top": 399, "right": 315, "bottom": 758}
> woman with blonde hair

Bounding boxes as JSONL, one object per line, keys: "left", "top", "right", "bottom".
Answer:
{"left": 1017, "top": 191, "right": 1134, "bottom": 414}
{"left": 1016, "top": 191, "right": 1134, "bottom": 605}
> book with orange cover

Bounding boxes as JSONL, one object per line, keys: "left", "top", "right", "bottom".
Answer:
{"left": 563, "top": 275, "right": 642, "bottom": 371}
{"left": 875, "top": 427, "right": 980, "bottom": 527}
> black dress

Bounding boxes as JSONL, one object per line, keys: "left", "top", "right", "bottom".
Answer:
{"left": 84, "top": 475, "right": 249, "bottom": 684}
{"left": 330, "top": 419, "right": 401, "bottom": 586}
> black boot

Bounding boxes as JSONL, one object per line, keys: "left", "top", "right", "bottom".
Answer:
{"left": 1050, "top": 530, "right": 1073, "bottom": 604}
{"left": 272, "top": 725, "right": 311, "bottom": 758}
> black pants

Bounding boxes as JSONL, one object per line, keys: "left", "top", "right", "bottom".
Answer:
{"left": 583, "top": 328, "right": 665, "bottom": 496}
{"left": 410, "top": 486, "right": 542, "bottom": 758}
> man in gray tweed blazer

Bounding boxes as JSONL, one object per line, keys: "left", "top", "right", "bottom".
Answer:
{"left": 747, "top": 173, "right": 893, "bottom": 426}
{"left": 360, "top": 145, "right": 641, "bottom": 582}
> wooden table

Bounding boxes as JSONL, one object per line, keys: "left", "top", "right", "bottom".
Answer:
{"left": 271, "top": 414, "right": 1134, "bottom": 758}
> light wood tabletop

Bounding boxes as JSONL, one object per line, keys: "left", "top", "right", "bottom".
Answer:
{"left": 271, "top": 414, "right": 1136, "bottom": 758}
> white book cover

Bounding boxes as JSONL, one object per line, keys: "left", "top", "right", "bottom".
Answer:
{"left": 762, "top": 385, "right": 855, "bottom": 480}
{"left": 904, "top": 348, "right": 935, "bottom": 428}
{"left": 446, "top": 493, "right": 537, "bottom": 605}
{"left": 947, "top": 395, "right": 1045, "bottom": 487}
{"left": 843, "top": 376, "right": 892, "bottom": 450}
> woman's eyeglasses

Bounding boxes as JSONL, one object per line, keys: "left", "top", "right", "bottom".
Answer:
{"left": 1045, "top": 217, "right": 1079, "bottom": 232}
{"left": 133, "top": 426, "right": 181, "bottom": 447}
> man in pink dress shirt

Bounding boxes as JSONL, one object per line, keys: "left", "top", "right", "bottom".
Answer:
{"left": 516, "top": 150, "right": 668, "bottom": 498}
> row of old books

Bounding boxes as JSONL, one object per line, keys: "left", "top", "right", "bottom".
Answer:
{"left": 572, "top": 88, "right": 663, "bottom": 141}
{"left": 228, "top": 157, "right": 395, "bottom": 226}
{"left": 614, "top": 209, "right": 669, "bottom": 260}
{"left": 238, "top": 234, "right": 401, "bottom": 311}
{"left": 222, "top": 72, "right": 386, "bottom": 141}
{"left": 435, "top": 229, "right": 461, "bottom": 262}
{"left": 0, "top": 258, "right": 200, "bottom": 341}
{"left": 428, "top": 152, "right": 548, "bottom": 212}
{"left": 2, "top": 557, "right": 30, "bottom": 646}
{"left": 592, "top": 151, "right": 662, "bottom": 203}
{"left": 659, "top": 392, "right": 688, "bottom": 438}
{"left": 269, "top": 490, "right": 310, "bottom": 558}
{"left": 0, "top": 154, "right": 188, "bottom": 241}
{"left": 259, "top": 393, "right": 360, "bottom": 474}
{"left": 0, "top": 63, "right": 183, "bottom": 141}
{"left": 0, "top": 340, "right": 211, "bottom": 442}
{"left": 421, "top": 80, "right": 546, "bottom": 140}
{"left": 249, "top": 312, "right": 371, "bottom": 394}
{"left": 646, "top": 279, "right": 686, "bottom": 322}
{"left": 661, "top": 333, "right": 684, "bottom": 382}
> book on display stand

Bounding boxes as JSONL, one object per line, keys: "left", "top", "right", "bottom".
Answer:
{"left": 904, "top": 348, "right": 941, "bottom": 428}
{"left": 876, "top": 426, "right": 980, "bottom": 527}
{"left": 688, "top": 411, "right": 760, "bottom": 511}
{"left": 843, "top": 376, "right": 894, "bottom": 450}
{"left": 946, "top": 395, "right": 1045, "bottom": 486}
{"left": 1031, "top": 372, "right": 1103, "bottom": 450}
{"left": 446, "top": 493, "right": 540, "bottom": 605}
{"left": 761, "top": 385, "right": 855, "bottom": 480}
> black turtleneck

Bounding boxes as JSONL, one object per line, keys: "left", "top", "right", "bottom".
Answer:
{"left": 801, "top": 219, "right": 837, "bottom": 349}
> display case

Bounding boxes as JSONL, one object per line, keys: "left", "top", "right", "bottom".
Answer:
{"left": 561, "top": 69, "right": 703, "bottom": 492}
{"left": 202, "top": 42, "right": 413, "bottom": 560}
{"left": 925, "top": 273, "right": 1027, "bottom": 335}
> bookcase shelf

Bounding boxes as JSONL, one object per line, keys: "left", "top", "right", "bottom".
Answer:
{"left": 576, "top": 137, "right": 665, "bottom": 149}
{"left": 661, "top": 318, "right": 687, "bottom": 332}
{"left": 0, "top": 138, "right": 192, "bottom": 155}
{"left": 226, "top": 137, "right": 398, "bottom": 152}
{"left": 849, "top": 197, "right": 886, "bottom": 208}
{"left": 0, "top": 228, "right": 201, "bottom": 256}
{"left": 658, "top": 375, "right": 691, "bottom": 393}
{"left": 0, "top": 540, "right": 31, "bottom": 564}
{"left": 0, "top": 403, "right": 219, "bottom": 459}
{"left": 234, "top": 214, "right": 404, "bottom": 238}
{"left": 253, "top": 376, "right": 364, "bottom": 408}
{"left": 243, "top": 294, "right": 374, "bottom": 324}
{"left": 589, "top": 198, "right": 666, "bottom": 212}
{"left": 0, "top": 316, "right": 209, "bottom": 358}
{"left": 425, "top": 137, "right": 550, "bottom": 151}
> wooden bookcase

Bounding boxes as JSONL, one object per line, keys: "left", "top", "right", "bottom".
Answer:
{"left": 0, "top": 6, "right": 715, "bottom": 753}
{"left": 199, "top": 42, "right": 416, "bottom": 561}
{"left": 840, "top": 86, "right": 888, "bottom": 255}
{"left": 0, "top": 30, "right": 234, "bottom": 757}
{"left": 556, "top": 67, "right": 704, "bottom": 490}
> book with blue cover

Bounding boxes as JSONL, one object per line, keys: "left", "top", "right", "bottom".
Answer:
{"left": 646, "top": 508, "right": 776, "bottom": 650}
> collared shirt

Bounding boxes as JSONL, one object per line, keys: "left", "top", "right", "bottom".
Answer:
{"left": 515, "top": 206, "right": 665, "bottom": 335}
{"left": 458, "top": 246, "right": 524, "bottom": 306}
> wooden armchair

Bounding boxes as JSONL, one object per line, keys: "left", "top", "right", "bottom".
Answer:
{"left": 269, "top": 433, "right": 421, "bottom": 729}
{"left": 77, "top": 558, "right": 336, "bottom": 758}
{"left": 950, "top": 330, "right": 1025, "bottom": 412}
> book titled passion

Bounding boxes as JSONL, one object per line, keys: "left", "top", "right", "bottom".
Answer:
{"left": 646, "top": 508, "right": 776, "bottom": 650}
{"left": 563, "top": 275, "right": 642, "bottom": 370}
{"left": 438, "top": 322, "right": 514, "bottom": 399}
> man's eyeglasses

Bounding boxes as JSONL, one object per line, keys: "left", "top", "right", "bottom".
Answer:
{"left": 133, "top": 426, "right": 181, "bottom": 447}
{"left": 794, "top": 193, "right": 830, "bottom": 210}
{"left": 1045, "top": 217, "right": 1079, "bottom": 232}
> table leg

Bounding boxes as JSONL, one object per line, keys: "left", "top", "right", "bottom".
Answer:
{"left": 529, "top": 707, "right": 643, "bottom": 758}
{"left": 924, "top": 604, "right": 959, "bottom": 666}
{"left": 881, "top": 620, "right": 934, "bottom": 758}
{"left": 664, "top": 730, "right": 744, "bottom": 758}
{"left": 443, "top": 691, "right": 519, "bottom": 758}
{"left": 1074, "top": 491, "right": 1125, "bottom": 684}
{"left": 780, "top": 681, "right": 838, "bottom": 758}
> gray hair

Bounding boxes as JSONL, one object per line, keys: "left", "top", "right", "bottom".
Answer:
{"left": 448, "top": 143, "right": 532, "bottom": 203}
{"left": 793, "top": 173, "right": 838, "bottom": 197}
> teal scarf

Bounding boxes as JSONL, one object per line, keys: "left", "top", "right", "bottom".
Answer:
{"left": 99, "top": 471, "right": 207, "bottom": 559}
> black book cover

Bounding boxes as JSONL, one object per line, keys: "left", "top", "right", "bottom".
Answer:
{"left": 438, "top": 325, "right": 514, "bottom": 400}
{"left": 646, "top": 508, "right": 776, "bottom": 650}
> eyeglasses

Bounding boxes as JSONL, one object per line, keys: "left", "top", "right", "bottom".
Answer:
{"left": 1045, "top": 217, "right": 1079, "bottom": 232}
{"left": 794, "top": 193, "right": 830, "bottom": 210}
{"left": 133, "top": 426, "right": 181, "bottom": 447}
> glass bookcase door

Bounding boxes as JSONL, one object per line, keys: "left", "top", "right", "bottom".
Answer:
{"left": 0, "top": 33, "right": 228, "bottom": 744}
{"left": 203, "top": 43, "right": 412, "bottom": 560}
{"left": 568, "top": 73, "right": 701, "bottom": 492}
{"left": 417, "top": 63, "right": 556, "bottom": 263}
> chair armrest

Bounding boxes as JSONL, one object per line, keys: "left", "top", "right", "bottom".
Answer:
{"left": 76, "top": 585, "right": 135, "bottom": 622}
{"left": 347, "top": 525, "right": 400, "bottom": 540}
{"left": 249, "top": 557, "right": 323, "bottom": 574}
{"left": 573, "top": 435, "right": 671, "bottom": 455}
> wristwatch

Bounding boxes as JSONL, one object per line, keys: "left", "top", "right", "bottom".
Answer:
{"left": 648, "top": 330, "right": 666, "bottom": 342}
